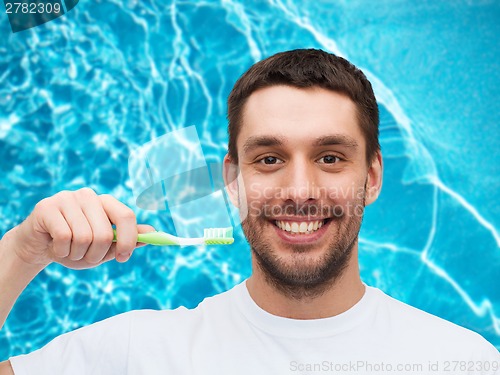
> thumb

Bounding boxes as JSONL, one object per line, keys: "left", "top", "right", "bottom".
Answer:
{"left": 137, "top": 224, "right": 156, "bottom": 234}
{"left": 136, "top": 225, "right": 156, "bottom": 247}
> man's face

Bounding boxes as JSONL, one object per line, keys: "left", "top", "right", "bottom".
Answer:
{"left": 225, "top": 85, "right": 381, "bottom": 296}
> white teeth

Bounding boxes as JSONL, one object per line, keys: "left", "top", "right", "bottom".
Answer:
{"left": 275, "top": 220, "right": 326, "bottom": 234}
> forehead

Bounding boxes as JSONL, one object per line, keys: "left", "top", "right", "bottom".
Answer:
{"left": 238, "top": 85, "right": 364, "bottom": 153}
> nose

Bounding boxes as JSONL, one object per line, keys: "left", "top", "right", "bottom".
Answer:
{"left": 280, "top": 158, "right": 320, "bottom": 204}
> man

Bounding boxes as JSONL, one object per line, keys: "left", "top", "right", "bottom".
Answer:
{"left": 0, "top": 49, "right": 498, "bottom": 374}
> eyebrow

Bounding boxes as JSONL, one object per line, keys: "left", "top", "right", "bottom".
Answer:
{"left": 312, "top": 135, "right": 358, "bottom": 149}
{"left": 242, "top": 134, "right": 358, "bottom": 154}
{"left": 242, "top": 135, "right": 285, "bottom": 154}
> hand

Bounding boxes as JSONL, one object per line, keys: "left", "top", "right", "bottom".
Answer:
{"left": 10, "top": 188, "right": 153, "bottom": 270}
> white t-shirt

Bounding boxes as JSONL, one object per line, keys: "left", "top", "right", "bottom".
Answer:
{"left": 10, "top": 281, "right": 500, "bottom": 375}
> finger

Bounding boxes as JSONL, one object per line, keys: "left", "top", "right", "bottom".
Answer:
{"left": 106, "top": 243, "right": 129, "bottom": 263}
{"left": 99, "top": 195, "right": 137, "bottom": 260}
{"left": 78, "top": 192, "right": 114, "bottom": 264}
{"left": 95, "top": 224, "right": 155, "bottom": 263}
{"left": 58, "top": 195, "right": 93, "bottom": 261}
{"left": 36, "top": 205, "right": 72, "bottom": 259}
{"left": 102, "top": 225, "right": 156, "bottom": 260}
{"left": 100, "top": 244, "right": 117, "bottom": 264}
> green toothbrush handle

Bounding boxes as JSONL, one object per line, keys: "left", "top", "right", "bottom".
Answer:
{"left": 113, "top": 230, "right": 179, "bottom": 246}
{"left": 137, "top": 232, "right": 178, "bottom": 245}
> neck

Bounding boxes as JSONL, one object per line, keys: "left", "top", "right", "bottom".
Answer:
{"left": 246, "top": 248, "right": 364, "bottom": 320}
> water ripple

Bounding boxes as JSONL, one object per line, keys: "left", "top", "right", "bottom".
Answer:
{"left": 0, "top": 0, "right": 498, "bottom": 358}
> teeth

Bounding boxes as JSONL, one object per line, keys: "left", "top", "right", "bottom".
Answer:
{"left": 275, "top": 220, "right": 326, "bottom": 234}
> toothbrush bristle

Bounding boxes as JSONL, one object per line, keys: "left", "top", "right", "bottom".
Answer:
{"left": 204, "top": 227, "right": 233, "bottom": 238}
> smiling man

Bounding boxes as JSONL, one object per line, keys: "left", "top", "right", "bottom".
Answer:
{"left": 0, "top": 49, "right": 498, "bottom": 374}
{"left": 227, "top": 83, "right": 380, "bottom": 316}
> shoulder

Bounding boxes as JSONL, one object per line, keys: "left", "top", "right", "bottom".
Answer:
{"left": 370, "top": 286, "right": 499, "bottom": 356}
{"left": 128, "top": 282, "right": 242, "bottom": 329}
{"left": 121, "top": 283, "right": 243, "bottom": 359}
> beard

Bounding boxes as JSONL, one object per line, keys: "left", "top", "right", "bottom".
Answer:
{"left": 241, "top": 188, "right": 366, "bottom": 300}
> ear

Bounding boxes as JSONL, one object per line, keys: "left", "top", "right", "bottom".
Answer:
{"left": 223, "top": 154, "right": 240, "bottom": 208}
{"left": 365, "top": 150, "right": 383, "bottom": 206}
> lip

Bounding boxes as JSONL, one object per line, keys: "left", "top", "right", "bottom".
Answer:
{"left": 271, "top": 218, "right": 331, "bottom": 244}
{"left": 270, "top": 216, "right": 331, "bottom": 221}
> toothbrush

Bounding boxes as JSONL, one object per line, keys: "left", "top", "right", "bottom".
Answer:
{"left": 113, "top": 227, "right": 234, "bottom": 246}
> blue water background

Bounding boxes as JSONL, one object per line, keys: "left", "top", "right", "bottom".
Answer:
{"left": 0, "top": 0, "right": 499, "bottom": 357}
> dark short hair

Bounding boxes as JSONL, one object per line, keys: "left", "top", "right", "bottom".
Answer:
{"left": 227, "top": 49, "right": 380, "bottom": 164}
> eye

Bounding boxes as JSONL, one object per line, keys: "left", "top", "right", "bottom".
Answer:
{"left": 258, "top": 156, "right": 283, "bottom": 165}
{"left": 318, "top": 155, "right": 341, "bottom": 164}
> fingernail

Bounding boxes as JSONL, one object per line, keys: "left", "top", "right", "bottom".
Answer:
{"left": 117, "top": 253, "right": 130, "bottom": 262}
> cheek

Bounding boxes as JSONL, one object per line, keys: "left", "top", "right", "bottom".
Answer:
{"left": 242, "top": 175, "right": 277, "bottom": 203}
{"left": 323, "top": 180, "right": 367, "bottom": 218}
{"left": 320, "top": 177, "right": 367, "bottom": 204}
{"left": 237, "top": 180, "right": 270, "bottom": 222}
